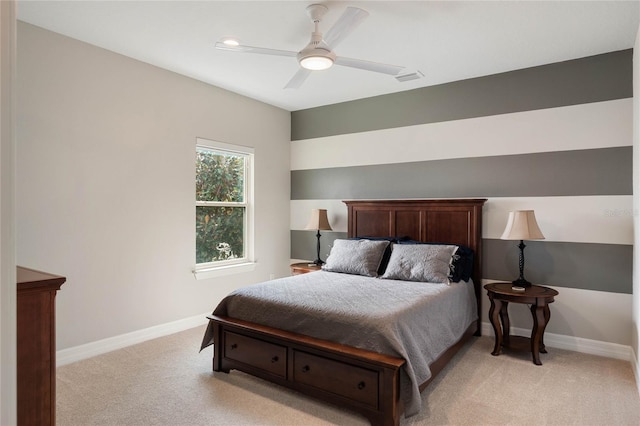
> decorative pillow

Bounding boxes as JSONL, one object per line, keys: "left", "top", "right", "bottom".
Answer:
{"left": 397, "top": 241, "right": 474, "bottom": 282}
{"left": 322, "top": 239, "right": 390, "bottom": 277}
{"left": 381, "top": 244, "right": 459, "bottom": 284}
{"left": 349, "top": 236, "right": 399, "bottom": 275}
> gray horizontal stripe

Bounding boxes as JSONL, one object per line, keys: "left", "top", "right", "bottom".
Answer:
{"left": 292, "top": 50, "right": 632, "bottom": 140}
{"left": 291, "top": 231, "right": 631, "bottom": 294}
{"left": 290, "top": 147, "right": 631, "bottom": 200}
{"left": 291, "top": 230, "right": 347, "bottom": 264}
{"left": 484, "top": 239, "right": 631, "bottom": 294}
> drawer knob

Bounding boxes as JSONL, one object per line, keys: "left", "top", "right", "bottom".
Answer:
{"left": 230, "top": 343, "right": 238, "bottom": 350}
{"left": 357, "top": 381, "right": 366, "bottom": 390}
{"left": 302, "top": 365, "right": 310, "bottom": 373}
{"left": 271, "top": 356, "right": 279, "bottom": 363}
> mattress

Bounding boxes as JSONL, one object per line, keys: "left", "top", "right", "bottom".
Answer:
{"left": 201, "top": 270, "right": 477, "bottom": 415}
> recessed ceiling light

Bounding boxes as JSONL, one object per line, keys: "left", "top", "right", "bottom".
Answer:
{"left": 221, "top": 37, "right": 240, "bottom": 47}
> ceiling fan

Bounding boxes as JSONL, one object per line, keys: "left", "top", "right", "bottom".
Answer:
{"left": 215, "top": 4, "right": 406, "bottom": 89}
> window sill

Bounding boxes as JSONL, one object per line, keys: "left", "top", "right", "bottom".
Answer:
{"left": 193, "top": 262, "right": 256, "bottom": 280}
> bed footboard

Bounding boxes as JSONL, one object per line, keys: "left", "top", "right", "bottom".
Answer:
{"left": 209, "top": 314, "right": 406, "bottom": 426}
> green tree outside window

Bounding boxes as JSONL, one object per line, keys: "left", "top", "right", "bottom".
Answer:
{"left": 196, "top": 147, "right": 248, "bottom": 265}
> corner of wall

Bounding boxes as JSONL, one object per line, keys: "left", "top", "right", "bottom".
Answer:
{"left": 632, "top": 19, "right": 640, "bottom": 385}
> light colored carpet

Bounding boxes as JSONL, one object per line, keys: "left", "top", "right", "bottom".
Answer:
{"left": 57, "top": 325, "right": 640, "bottom": 425}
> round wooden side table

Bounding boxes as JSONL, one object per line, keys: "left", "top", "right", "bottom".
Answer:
{"left": 484, "top": 282, "right": 559, "bottom": 365}
{"left": 290, "top": 262, "right": 322, "bottom": 275}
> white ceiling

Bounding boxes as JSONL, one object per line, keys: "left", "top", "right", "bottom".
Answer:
{"left": 17, "top": 1, "right": 640, "bottom": 111}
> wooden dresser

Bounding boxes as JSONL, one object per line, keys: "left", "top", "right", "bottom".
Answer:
{"left": 17, "top": 266, "right": 66, "bottom": 426}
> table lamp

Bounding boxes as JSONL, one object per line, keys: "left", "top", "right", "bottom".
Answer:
{"left": 305, "top": 209, "right": 332, "bottom": 265}
{"left": 500, "top": 210, "right": 545, "bottom": 287}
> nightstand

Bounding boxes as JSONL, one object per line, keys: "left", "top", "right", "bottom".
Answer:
{"left": 290, "top": 262, "right": 322, "bottom": 275}
{"left": 484, "top": 282, "right": 559, "bottom": 365}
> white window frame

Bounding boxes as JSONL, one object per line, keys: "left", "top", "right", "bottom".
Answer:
{"left": 194, "top": 138, "right": 255, "bottom": 279}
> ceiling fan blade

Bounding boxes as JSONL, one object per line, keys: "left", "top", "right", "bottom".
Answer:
{"left": 284, "top": 68, "right": 312, "bottom": 90}
{"left": 323, "top": 7, "right": 369, "bottom": 48}
{"left": 214, "top": 42, "right": 297, "bottom": 58}
{"left": 334, "top": 56, "right": 405, "bottom": 76}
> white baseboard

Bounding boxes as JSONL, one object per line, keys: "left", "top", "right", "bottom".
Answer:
{"left": 481, "top": 322, "right": 633, "bottom": 361}
{"left": 57, "top": 317, "right": 635, "bottom": 368}
{"left": 56, "top": 313, "right": 210, "bottom": 367}
{"left": 631, "top": 348, "right": 640, "bottom": 396}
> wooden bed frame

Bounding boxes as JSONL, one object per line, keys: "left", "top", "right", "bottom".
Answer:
{"left": 208, "top": 199, "right": 486, "bottom": 425}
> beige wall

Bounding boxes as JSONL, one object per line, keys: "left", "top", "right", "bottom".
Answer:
{"left": 16, "top": 22, "right": 291, "bottom": 350}
{"left": 0, "top": 1, "right": 16, "bottom": 423}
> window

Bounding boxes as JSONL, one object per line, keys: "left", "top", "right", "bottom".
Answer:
{"left": 195, "top": 138, "right": 254, "bottom": 275}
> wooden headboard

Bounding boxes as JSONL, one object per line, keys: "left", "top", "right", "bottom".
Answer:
{"left": 344, "top": 199, "right": 487, "bottom": 334}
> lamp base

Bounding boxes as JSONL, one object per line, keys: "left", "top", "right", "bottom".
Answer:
{"left": 312, "top": 230, "right": 326, "bottom": 267}
{"left": 512, "top": 240, "right": 532, "bottom": 287}
{"left": 512, "top": 277, "right": 532, "bottom": 287}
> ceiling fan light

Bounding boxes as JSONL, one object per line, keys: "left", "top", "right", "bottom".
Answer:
{"left": 298, "top": 46, "right": 336, "bottom": 71}
{"left": 300, "top": 55, "right": 334, "bottom": 70}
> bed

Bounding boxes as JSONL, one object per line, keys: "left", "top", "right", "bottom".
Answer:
{"left": 201, "top": 199, "right": 486, "bottom": 425}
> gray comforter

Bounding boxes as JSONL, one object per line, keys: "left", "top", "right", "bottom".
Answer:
{"left": 201, "top": 270, "right": 477, "bottom": 416}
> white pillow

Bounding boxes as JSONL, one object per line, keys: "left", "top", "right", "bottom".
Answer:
{"left": 322, "top": 239, "right": 390, "bottom": 277}
{"left": 381, "top": 244, "right": 458, "bottom": 284}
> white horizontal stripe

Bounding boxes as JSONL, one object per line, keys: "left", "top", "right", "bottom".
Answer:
{"left": 291, "top": 196, "right": 633, "bottom": 245}
{"left": 484, "top": 196, "right": 633, "bottom": 244}
{"left": 291, "top": 99, "right": 632, "bottom": 170}
{"left": 480, "top": 281, "right": 633, "bottom": 347}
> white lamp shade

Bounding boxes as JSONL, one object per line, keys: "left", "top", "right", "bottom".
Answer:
{"left": 500, "top": 210, "right": 545, "bottom": 241}
{"left": 305, "top": 209, "right": 332, "bottom": 231}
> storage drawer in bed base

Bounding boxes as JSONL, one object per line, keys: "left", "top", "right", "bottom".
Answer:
{"left": 209, "top": 314, "right": 406, "bottom": 426}
{"left": 223, "top": 331, "right": 287, "bottom": 378}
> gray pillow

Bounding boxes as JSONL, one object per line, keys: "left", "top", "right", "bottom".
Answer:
{"left": 322, "top": 239, "right": 390, "bottom": 277}
{"left": 381, "top": 244, "right": 459, "bottom": 284}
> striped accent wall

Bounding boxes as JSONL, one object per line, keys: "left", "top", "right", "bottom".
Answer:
{"left": 290, "top": 50, "right": 634, "bottom": 346}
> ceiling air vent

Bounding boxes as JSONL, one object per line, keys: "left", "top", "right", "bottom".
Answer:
{"left": 395, "top": 70, "right": 424, "bottom": 82}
